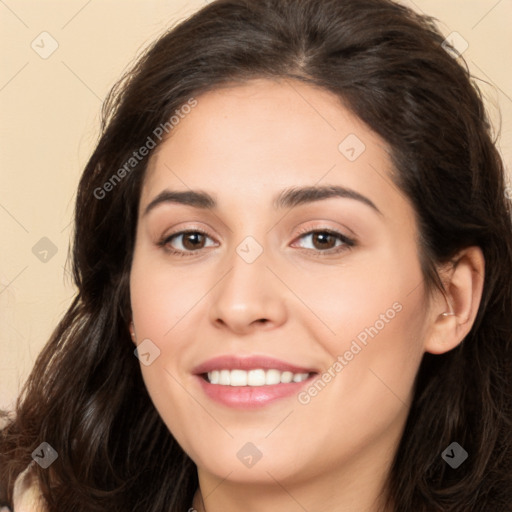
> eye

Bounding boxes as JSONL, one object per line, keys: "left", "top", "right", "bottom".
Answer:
{"left": 158, "top": 230, "right": 217, "bottom": 255}
{"left": 292, "top": 229, "right": 355, "bottom": 254}
{"left": 157, "top": 227, "right": 355, "bottom": 257}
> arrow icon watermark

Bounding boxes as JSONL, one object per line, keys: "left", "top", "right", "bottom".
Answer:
{"left": 441, "top": 442, "right": 468, "bottom": 469}
{"left": 32, "top": 237, "right": 58, "bottom": 263}
{"left": 134, "top": 338, "right": 161, "bottom": 366}
{"left": 338, "top": 133, "right": 366, "bottom": 162}
{"left": 31, "top": 442, "right": 58, "bottom": 469}
{"left": 237, "top": 442, "right": 263, "bottom": 468}
{"left": 236, "top": 236, "right": 263, "bottom": 263}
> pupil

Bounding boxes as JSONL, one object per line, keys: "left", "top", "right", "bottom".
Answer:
{"left": 315, "top": 233, "right": 333, "bottom": 249}
{"left": 185, "top": 233, "right": 203, "bottom": 249}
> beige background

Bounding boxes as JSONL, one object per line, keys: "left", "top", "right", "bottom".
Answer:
{"left": 1, "top": 0, "right": 511, "bottom": 410}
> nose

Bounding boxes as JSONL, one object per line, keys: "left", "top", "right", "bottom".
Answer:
{"left": 208, "top": 245, "right": 288, "bottom": 335}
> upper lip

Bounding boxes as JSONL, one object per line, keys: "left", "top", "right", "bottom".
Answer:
{"left": 192, "top": 355, "right": 318, "bottom": 375}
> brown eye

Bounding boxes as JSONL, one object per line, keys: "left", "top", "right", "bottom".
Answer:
{"left": 310, "top": 232, "right": 337, "bottom": 250}
{"left": 292, "top": 229, "right": 355, "bottom": 255}
{"left": 162, "top": 230, "right": 216, "bottom": 254}
{"left": 180, "top": 232, "right": 207, "bottom": 250}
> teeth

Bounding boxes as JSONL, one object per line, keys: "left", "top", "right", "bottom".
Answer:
{"left": 231, "top": 369, "right": 247, "bottom": 386}
{"left": 206, "top": 369, "right": 310, "bottom": 386}
{"left": 219, "top": 370, "right": 230, "bottom": 385}
{"left": 280, "top": 371, "right": 293, "bottom": 383}
{"left": 265, "top": 369, "right": 281, "bottom": 385}
{"left": 247, "top": 369, "right": 266, "bottom": 386}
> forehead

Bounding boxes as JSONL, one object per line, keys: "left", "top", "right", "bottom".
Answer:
{"left": 140, "top": 79, "right": 411, "bottom": 223}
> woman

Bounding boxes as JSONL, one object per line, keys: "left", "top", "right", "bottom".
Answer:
{"left": 1, "top": 0, "right": 511, "bottom": 510}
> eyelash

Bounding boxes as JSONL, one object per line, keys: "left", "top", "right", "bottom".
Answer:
{"left": 157, "top": 227, "right": 356, "bottom": 258}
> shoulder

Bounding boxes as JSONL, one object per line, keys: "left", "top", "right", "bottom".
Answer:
{"left": 11, "top": 463, "right": 46, "bottom": 512}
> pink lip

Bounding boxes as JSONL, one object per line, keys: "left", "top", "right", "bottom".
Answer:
{"left": 192, "top": 355, "right": 317, "bottom": 409}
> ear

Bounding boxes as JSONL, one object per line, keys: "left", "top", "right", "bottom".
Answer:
{"left": 424, "top": 246, "right": 485, "bottom": 355}
{"left": 128, "top": 320, "right": 137, "bottom": 345}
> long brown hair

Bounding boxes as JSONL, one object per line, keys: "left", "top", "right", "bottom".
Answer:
{"left": 2, "top": 0, "right": 511, "bottom": 510}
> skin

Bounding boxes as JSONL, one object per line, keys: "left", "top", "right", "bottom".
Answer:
{"left": 129, "top": 79, "right": 484, "bottom": 512}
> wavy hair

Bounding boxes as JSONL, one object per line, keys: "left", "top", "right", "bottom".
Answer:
{"left": 1, "top": 0, "right": 511, "bottom": 510}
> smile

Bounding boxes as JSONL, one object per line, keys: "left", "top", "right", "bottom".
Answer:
{"left": 193, "top": 355, "right": 318, "bottom": 408}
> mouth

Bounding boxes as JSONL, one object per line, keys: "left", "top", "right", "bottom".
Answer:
{"left": 193, "top": 355, "right": 318, "bottom": 408}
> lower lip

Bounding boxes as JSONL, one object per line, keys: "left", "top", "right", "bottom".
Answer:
{"left": 196, "top": 375, "right": 314, "bottom": 408}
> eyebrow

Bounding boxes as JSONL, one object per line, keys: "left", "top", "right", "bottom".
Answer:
{"left": 143, "top": 185, "right": 382, "bottom": 216}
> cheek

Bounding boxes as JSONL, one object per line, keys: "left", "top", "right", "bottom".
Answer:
{"left": 129, "top": 255, "right": 208, "bottom": 339}
{"left": 129, "top": 254, "right": 215, "bottom": 438}
{"left": 303, "top": 278, "right": 427, "bottom": 415}
{"left": 294, "top": 244, "right": 427, "bottom": 411}
{"left": 292, "top": 290, "right": 427, "bottom": 470}
{"left": 287, "top": 244, "right": 423, "bottom": 351}
{"left": 129, "top": 265, "right": 198, "bottom": 450}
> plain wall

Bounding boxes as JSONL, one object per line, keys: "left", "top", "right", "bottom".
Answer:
{"left": 1, "top": 0, "right": 511, "bottom": 410}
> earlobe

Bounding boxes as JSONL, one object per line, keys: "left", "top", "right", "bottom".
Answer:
{"left": 129, "top": 321, "right": 137, "bottom": 344}
{"left": 424, "top": 246, "right": 485, "bottom": 355}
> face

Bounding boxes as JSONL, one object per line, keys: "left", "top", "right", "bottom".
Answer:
{"left": 129, "top": 79, "right": 432, "bottom": 492}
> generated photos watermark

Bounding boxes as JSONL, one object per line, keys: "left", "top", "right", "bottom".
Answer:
{"left": 94, "top": 98, "right": 198, "bottom": 200}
